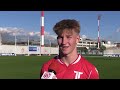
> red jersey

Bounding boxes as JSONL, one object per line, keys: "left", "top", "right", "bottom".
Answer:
{"left": 40, "top": 54, "right": 99, "bottom": 79}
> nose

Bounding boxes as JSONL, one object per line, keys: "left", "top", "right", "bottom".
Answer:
{"left": 62, "top": 37, "right": 67, "bottom": 45}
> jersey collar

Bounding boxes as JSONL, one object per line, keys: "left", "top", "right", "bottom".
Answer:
{"left": 57, "top": 54, "right": 81, "bottom": 65}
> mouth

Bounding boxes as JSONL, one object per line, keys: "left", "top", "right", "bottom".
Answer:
{"left": 61, "top": 46, "right": 69, "bottom": 50}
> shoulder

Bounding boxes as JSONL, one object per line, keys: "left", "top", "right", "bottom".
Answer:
{"left": 80, "top": 55, "right": 97, "bottom": 69}
{"left": 40, "top": 56, "right": 58, "bottom": 74}
{"left": 42, "top": 56, "right": 58, "bottom": 67}
{"left": 80, "top": 56, "right": 99, "bottom": 78}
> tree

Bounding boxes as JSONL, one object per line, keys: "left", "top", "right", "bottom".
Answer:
{"left": 95, "top": 42, "right": 106, "bottom": 55}
{"left": 99, "top": 45, "right": 106, "bottom": 55}
{"left": 77, "top": 47, "right": 88, "bottom": 55}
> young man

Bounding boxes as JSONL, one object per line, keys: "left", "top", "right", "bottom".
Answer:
{"left": 40, "top": 19, "right": 99, "bottom": 79}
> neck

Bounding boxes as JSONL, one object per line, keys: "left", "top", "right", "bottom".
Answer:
{"left": 59, "top": 52, "right": 78, "bottom": 66}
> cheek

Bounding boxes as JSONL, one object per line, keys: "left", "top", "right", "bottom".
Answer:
{"left": 70, "top": 39, "right": 77, "bottom": 45}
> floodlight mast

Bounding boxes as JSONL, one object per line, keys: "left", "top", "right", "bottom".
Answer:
{"left": 40, "top": 11, "right": 45, "bottom": 55}
{"left": 97, "top": 15, "right": 101, "bottom": 49}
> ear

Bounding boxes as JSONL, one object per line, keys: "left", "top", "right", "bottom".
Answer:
{"left": 76, "top": 35, "right": 80, "bottom": 43}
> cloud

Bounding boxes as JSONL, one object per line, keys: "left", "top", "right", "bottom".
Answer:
{"left": 116, "top": 28, "right": 120, "bottom": 32}
{"left": 0, "top": 27, "right": 24, "bottom": 36}
{"left": 82, "top": 35, "right": 87, "bottom": 39}
{"left": 0, "top": 27, "right": 58, "bottom": 44}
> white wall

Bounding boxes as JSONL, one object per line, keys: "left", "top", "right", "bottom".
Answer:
{"left": 0, "top": 45, "right": 59, "bottom": 55}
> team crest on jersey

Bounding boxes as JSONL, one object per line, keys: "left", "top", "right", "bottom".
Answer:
{"left": 74, "top": 71, "right": 83, "bottom": 79}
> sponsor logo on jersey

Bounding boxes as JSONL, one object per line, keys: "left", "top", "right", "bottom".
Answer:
{"left": 74, "top": 71, "right": 83, "bottom": 79}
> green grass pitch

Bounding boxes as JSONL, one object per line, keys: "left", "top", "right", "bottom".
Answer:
{"left": 0, "top": 56, "right": 120, "bottom": 79}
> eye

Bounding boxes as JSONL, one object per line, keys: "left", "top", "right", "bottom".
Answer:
{"left": 57, "top": 36, "right": 62, "bottom": 39}
{"left": 67, "top": 36, "right": 72, "bottom": 39}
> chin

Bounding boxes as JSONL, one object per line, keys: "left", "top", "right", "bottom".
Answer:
{"left": 60, "top": 49, "right": 70, "bottom": 55}
{"left": 62, "top": 52, "right": 69, "bottom": 55}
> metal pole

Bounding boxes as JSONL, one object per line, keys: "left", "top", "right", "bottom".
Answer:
{"left": 28, "top": 35, "right": 29, "bottom": 56}
{"left": 15, "top": 33, "right": 17, "bottom": 56}
{"left": 98, "top": 15, "right": 101, "bottom": 49}
{"left": 49, "top": 40, "right": 51, "bottom": 56}
{"left": 39, "top": 34, "right": 41, "bottom": 56}
{"left": 0, "top": 33, "right": 1, "bottom": 46}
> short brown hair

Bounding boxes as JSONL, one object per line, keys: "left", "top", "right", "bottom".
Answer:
{"left": 53, "top": 19, "right": 80, "bottom": 35}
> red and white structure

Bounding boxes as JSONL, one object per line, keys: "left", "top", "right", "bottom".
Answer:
{"left": 41, "top": 11, "right": 44, "bottom": 47}
{"left": 97, "top": 15, "right": 101, "bottom": 49}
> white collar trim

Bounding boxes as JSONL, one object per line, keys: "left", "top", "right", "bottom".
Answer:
{"left": 57, "top": 54, "right": 81, "bottom": 65}
{"left": 72, "top": 54, "right": 81, "bottom": 64}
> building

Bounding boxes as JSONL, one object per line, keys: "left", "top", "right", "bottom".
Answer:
{"left": 77, "top": 38, "right": 97, "bottom": 49}
{"left": 77, "top": 38, "right": 117, "bottom": 49}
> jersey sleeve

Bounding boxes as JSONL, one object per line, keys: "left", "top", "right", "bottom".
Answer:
{"left": 88, "top": 67, "right": 99, "bottom": 79}
{"left": 40, "top": 60, "right": 53, "bottom": 78}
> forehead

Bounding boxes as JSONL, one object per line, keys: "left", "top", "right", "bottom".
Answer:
{"left": 60, "top": 29, "right": 76, "bottom": 35}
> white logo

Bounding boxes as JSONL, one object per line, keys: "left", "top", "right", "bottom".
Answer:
{"left": 74, "top": 71, "right": 83, "bottom": 79}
